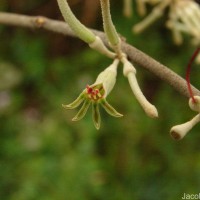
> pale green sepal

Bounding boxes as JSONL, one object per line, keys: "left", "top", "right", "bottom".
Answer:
{"left": 100, "top": 99, "right": 123, "bottom": 117}
{"left": 92, "top": 102, "right": 101, "bottom": 130}
{"left": 72, "top": 99, "right": 91, "bottom": 121}
{"left": 62, "top": 93, "right": 85, "bottom": 109}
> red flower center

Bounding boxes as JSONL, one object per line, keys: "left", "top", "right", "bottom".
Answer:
{"left": 86, "top": 85, "right": 104, "bottom": 100}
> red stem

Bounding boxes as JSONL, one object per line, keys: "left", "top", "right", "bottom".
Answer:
{"left": 186, "top": 47, "right": 200, "bottom": 103}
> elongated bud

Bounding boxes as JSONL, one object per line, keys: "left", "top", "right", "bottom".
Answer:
{"left": 94, "top": 59, "right": 119, "bottom": 96}
{"left": 127, "top": 73, "right": 158, "bottom": 118}
{"left": 122, "top": 57, "right": 158, "bottom": 118}
{"left": 170, "top": 114, "right": 200, "bottom": 140}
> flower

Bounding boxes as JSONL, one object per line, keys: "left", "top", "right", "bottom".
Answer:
{"left": 133, "top": 0, "right": 200, "bottom": 46}
{"left": 62, "top": 59, "right": 123, "bottom": 129}
{"left": 133, "top": 0, "right": 170, "bottom": 33}
{"left": 133, "top": 0, "right": 200, "bottom": 63}
{"left": 136, "top": 0, "right": 162, "bottom": 17}
{"left": 170, "top": 96, "right": 200, "bottom": 140}
{"left": 167, "top": 0, "right": 200, "bottom": 46}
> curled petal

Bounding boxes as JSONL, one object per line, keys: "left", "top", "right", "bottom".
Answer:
{"left": 62, "top": 92, "right": 85, "bottom": 109}
{"left": 92, "top": 102, "right": 101, "bottom": 130}
{"left": 72, "top": 99, "right": 91, "bottom": 121}
{"left": 100, "top": 99, "right": 123, "bottom": 118}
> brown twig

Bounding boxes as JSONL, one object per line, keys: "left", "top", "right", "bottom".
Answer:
{"left": 0, "top": 11, "right": 199, "bottom": 98}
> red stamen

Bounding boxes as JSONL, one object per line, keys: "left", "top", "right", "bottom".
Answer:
{"left": 186, "top": 47, "right": 200, "bottom": 103}
{"left": 86, "top": 85, "right": 93, "bottom": 94}
{"left": 86, "top": 85, "right": 102, "bottom": 100}
{"left": 95, "top": 89, "right": 99, "bottom": 94}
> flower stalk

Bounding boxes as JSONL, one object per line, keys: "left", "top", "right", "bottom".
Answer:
{"left": 89, "top": 36, "right": 116, "bottom": 59}
{"left": 100, "top": 0, "right": 122, "bottom": 55}
{"left": 57, "top": 0, "right": 95, "bottom": 43}
{"left": 57, "top": 0, "right": 115, "bottom": 58}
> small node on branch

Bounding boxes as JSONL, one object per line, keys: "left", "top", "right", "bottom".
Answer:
{"left": 34, "top": 16, "right": 46, "bottom": 28}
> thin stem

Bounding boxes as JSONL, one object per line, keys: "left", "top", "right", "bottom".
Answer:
{"left": 100, "top": 0, "right": 120, "bottom": 47}
{"left": 186, "top": 47, "right": 200, "bottom": 103}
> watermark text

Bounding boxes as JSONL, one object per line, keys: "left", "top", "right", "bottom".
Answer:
{"left": 182, "top": 193, "right": 200, "bottom": 199}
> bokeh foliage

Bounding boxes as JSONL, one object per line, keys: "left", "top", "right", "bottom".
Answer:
{"left": 0, "top": 0, "right": 200, "bottom": 199}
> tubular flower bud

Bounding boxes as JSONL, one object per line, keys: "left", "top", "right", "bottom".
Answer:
{"left": 170, "top": 114, "right": 200, "bottom": 140}
{"left": 170, "top": 96, "right": 200, "bottom": 140}
{"left": 62, "top": 59, "right": 123, "bottom": 130}
{"left": 122, "top": 57, "right": 158, "bottom": 118}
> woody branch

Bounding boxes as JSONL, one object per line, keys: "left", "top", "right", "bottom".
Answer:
{"left": 0, "top": 12, "right": 199, "bottom": 98}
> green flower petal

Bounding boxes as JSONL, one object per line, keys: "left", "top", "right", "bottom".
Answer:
{"left": 92, "top": 102, "right": 101, "bottom": 130}
{"left": 62, "top": 92, "right": 85, "bottom": 109}
{"left": 72, "top": 99, "right": 91, "bottom": 121}
{"left": 101, "top": 99, "right": 123, "bottom": 117}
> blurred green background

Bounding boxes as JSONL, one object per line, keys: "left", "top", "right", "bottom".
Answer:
{"left": 0, "top": 0, "right": 200, "bottom": 199}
